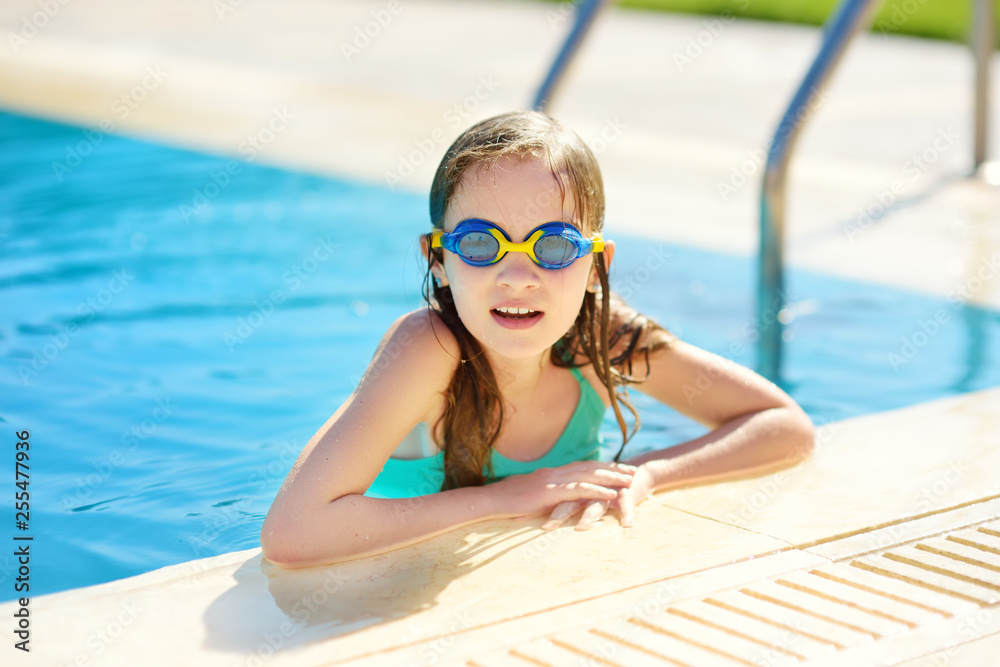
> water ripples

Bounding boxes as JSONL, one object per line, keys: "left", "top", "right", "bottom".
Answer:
{"left": 2, "top": 110, "right": 998, "bottom": 601}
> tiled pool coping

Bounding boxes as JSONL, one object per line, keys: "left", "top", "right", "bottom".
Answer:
{"left": 4, "top": 387, "right": 997, "bottom": 665}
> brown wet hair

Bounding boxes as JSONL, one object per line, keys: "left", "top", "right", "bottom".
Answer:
{"left": 424, "top": 111, "right": 672, "bottom": 490}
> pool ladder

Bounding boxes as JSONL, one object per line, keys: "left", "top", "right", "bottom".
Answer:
{"left": 534, "top": 0, "right": 996, "bottom": 382}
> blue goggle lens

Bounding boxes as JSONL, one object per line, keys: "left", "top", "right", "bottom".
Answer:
{"left": 534, "top": 233, "right": 577, "bottom": 266}
{"left": 432, "top": 220, "right": 602, "bottom": 269}
{"left": 455, "top": 229, "right": 576, "bottom": 266}
{"left": 457, "top": 231, "right": 499, "bottom": 263}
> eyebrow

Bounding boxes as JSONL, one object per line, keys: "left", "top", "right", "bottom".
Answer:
{"left": 457, "top": 218, "right": 583, "bottom": 234}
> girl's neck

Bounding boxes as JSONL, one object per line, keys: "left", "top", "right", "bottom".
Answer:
{"left": 485, "top": 349, "right": 552, "bottom": 395}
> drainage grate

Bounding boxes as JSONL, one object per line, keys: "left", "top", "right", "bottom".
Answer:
{"left": 467, "top": 520, "right": 1000, "bottom": 666}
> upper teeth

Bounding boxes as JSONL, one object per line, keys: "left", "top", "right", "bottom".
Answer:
{"left": 496, "top": 307, "right": 533, "bottom": 315}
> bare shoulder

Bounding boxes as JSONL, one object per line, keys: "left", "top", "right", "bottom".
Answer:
{"left": 360, "top": 308, "right": 460, "bottom": 394}
{"left": 277, "top": 309, "right": 459, "bottom": 499}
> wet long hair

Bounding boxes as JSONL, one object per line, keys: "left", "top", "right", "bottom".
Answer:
{"left": 424, "top": 111, "right": 672, "bottom": 490}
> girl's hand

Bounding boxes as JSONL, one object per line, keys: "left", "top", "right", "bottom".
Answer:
{"left": 487, "top": 461, "right": 638, "bottom": 521}
{"left": 542, "top": 463, "right": 655, "bottom": 531}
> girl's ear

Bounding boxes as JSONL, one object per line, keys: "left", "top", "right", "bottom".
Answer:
{"left": 420, "top": 234, "right": 449, "bottom": 287}
{"left": 587, "top": 239, "right": 614, "bottom": 292}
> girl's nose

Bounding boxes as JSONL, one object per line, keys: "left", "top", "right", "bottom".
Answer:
{"left": 496, "top": 252, "right": 541, "bottom": 290}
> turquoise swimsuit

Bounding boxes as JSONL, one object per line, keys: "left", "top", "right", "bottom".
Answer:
{"left": 365, "top": 366, "right": 607, "bottom": 499}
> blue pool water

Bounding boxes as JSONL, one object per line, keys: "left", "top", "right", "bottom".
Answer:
{"left": 1, "top": 111, "right": 998, "bottom": 601}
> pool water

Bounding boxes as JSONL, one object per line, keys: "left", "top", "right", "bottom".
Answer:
{"left": 1, "top": 111, "right": 998, "bottom": 601}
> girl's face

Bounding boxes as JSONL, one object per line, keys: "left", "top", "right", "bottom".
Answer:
{"left": 437, "top": 155, "right": 609, "bottom": 363}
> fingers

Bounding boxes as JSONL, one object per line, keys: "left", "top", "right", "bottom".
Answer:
{"left": 617, "top": 488, "right": 636, "bottom": 528}
{"left": 591, "top": 462, "right": 638, "bottom": 481}
{"left": 572, "top": 480, "right": 625, "bottom": 503}
{"left": 541, "top": 493, "right": 637, "bottom": 532}
{"left": 556, "top": 462, "right": 637, "bottom": 491}
{"left": 542, "top": 499, "right": 608, "bottom": 531}
{"left": 591, "top": 468, "right": 637, "bottom": 487}
{"left": 574, "top": 500, "right": 608, "bottom": 531}
{"left": 511, "top": 463, "right": 641, "bottom": 529}
{"left": 538, "top": 480, "right": 620, "bottom": 530}
{"left": 542, "top": 500, "right": 583, "bottom": 530}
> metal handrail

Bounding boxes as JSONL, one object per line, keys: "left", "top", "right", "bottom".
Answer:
{"left": 533, "top": 0, "right": 610, "bottom": 112}
{"left": 758, "top": 0, "right": 995, "bottom": 381}
{"left": 757, "top": 0, "right": 881, "bottom": 381}
{"left": 534, "top": 0, "right": 995, "bottom": 382}
{"left": 973, "top": 0, "right": 995, "bottom": 168}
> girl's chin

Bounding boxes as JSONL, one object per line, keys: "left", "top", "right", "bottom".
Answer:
{"left": 462, "top": 311, "right": 577, "bottom": 361}
{"left": 477, "top": 336, "right": 558, "bottom": 363}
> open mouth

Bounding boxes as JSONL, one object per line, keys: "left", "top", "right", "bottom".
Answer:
{"left": 492, "top": 306, "right": 542, "bottom": 320}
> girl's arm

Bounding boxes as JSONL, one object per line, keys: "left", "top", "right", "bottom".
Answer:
{"left": 545, "top": 338, "right": 813, "bottom": 531}
{"left": 624, "top": 339, "right": 814, "bottom": 488}
{"left": 261, "top": 310, "right": 632, "bottom": 568}
{"left": 261, "top": 310, "right": 470, "bottom": 567}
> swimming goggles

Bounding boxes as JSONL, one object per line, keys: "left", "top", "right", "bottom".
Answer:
{"left": 430, "top": 219, "right": 604, "bottom": 270}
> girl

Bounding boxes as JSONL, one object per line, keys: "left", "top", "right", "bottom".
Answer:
{"left": 261, "top": 112, "right": 814, "bottom": 569}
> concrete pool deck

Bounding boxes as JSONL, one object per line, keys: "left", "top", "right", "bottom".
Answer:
{"left": 1, "top": 0, "right": 998, "bottom": 664}
{"left": 6, "top": 387, "right": 1000, "bottom": 666}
